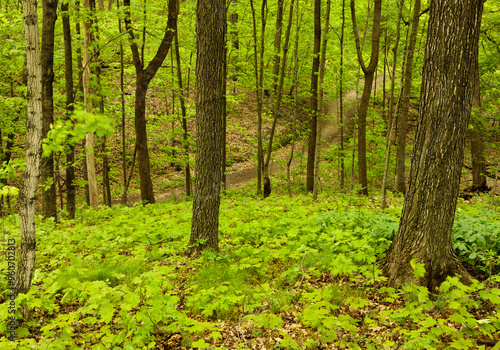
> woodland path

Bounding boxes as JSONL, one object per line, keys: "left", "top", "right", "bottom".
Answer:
{"left": 123, "top": 79, "right": 383, "bottom": 204}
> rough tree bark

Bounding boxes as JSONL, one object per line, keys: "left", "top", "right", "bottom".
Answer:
{"left": 306, "top": 0, "right": 321, "bottom": 192}
{"left": 40, "top": 0, "right": 58, "bottom": 220}
{"left": 350, "top": 0, "right": 382, "bottom": 195}
{"left": 383, "top": 0, "right": 483, "bottom": 289}
{"left": 123, "top": 0, "right": 179, "bottom": 204}
{"left": 188, "top": 0, "right": 226, "bottom": 256}
{"left": 16, "top": 0, "right": 43, "bottom": 295}
{"left": 396, "top": 0, "right": 421, "bottom": 194}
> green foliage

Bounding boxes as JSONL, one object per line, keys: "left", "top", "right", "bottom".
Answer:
{"left": 0, "top": 193, "right": 499, "bottom": 349}
{"left": 453, "top": 207, "right": 500, "bottom": 275}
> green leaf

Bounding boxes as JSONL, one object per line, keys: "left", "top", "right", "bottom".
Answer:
{"left": 410, "top": 259, "right": 426, "bottom": 279}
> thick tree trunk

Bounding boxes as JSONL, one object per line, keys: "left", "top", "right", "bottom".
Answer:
{"left": 62, "top": 1, "right": 76, "bottom": 219}
{"left": 124, "top": 0, "right": 178, "bottom": 205}
{"left": 40, "top": 0, "right": 58, "bottom": 220}
{"left": 306, "top": 0, "right": 321, "bottom": 192}
{"left": 188, "top": 0, "right": 226, "bottom": 257}
{"left": 17, "top": 0, "right": 43, "bottom": 295}
{"left": 383, "top": 0, "right": 483, "bottom": 289}
{"left": 396, "top": 0, "right": 421, "bottom": 194}
{"left": 350, "top": 0, "right": 382, "bottom": 196}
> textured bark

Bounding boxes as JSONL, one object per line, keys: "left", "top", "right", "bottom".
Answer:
{"left": 124, "top": 0, "right": 178, "bottom": 204}
{"left": 17, "top": 0, "right": 43, "bottom": 295}
{"left": 61, "top": 1, "right": 76, "bottom": 219}
{"left": 306, "top": 0, "right": 321, "bottom": 192}
{"left": 350, "top": 0, "right": 382, "bottom": 196}
{"left": 396, "top": 0, "right": 421, "bottom": 194}
{"left": 188, "top": 0, "right": 226, "bottom": 256}
{"left": 383, "top": 0, "right": 483, "bottom": 289}
{"left": 40, "top": 0, "right": 58, "bottom": 220}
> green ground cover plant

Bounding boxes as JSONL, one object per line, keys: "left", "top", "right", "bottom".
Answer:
{"left": 1, "top": 191, "right": 499, "bottom": 349}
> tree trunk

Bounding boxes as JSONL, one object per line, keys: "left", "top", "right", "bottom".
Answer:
{"left": 61, "top": 1, "right": 76, "bottom": 219}
{"left": 271, "top": 0, "right": 284, "bottom": 94}
{"left": 350, "top": 0, "right": 382, "bottom": 196}
{"left": 124, "top": 0, "right": 179, "bottom": 205}
{"left": 339, "top": 0, "right": 346, "bottom": 190}
{"left": 249, "top": 0, "right": 266, "bottom": 196}
{"left": 381, "top": 0, "right": 402, "bottom": 209}
{"left": 174, "top": 30, "right": 191, "bottom": 196}
{"left": 40, "top": 0, "right": 58, "bottom": 220}
{"left": 188, "top": 0, "right": 226, "bottom": 257}
{"left": 313, "top": 0, "right": 331, "bottom": 200}
{"left": 263, "top": 0, "right": 294, "bottom": 198}
{"left": 16, "top": 0, "right": 43, "bottom": 295}
{"left": 396, "top": 0, "right": 421, "bottom": 194}
{"left": 383, "top": 0, "right": 483, "bottom": 289}
{"left": 306, "top": 0, "right": 321, "bottom": 192}
{"left": 287, "top": 0, "right": 300, "bottom": 197}
{"left": 469, "top": 66, "right": 487, "bottom": 192}
{"left": 83, "top": 0, "right": 99, "bottom": 209}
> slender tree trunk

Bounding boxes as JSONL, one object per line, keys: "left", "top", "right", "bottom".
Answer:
{"left": 350, "top": 0, "right": 382, "bottom": 196}
{"left": 40, "top": 0, "right": 58, "bottom": 220}
{"left": 62, "top": 1, "right": 76, "bottom": 219}
{"left": 306, "top": 0, "right": 321, "bottom": 192}
{"left": 313, "top": 0, "right": 331, "bottom": 200}
{"left": 117, "top": 0, "right": 129, "bottom": 205}
{"left": 383, "top": 0, "right": 483, "bottom": 289}
{"left": 287, "top": 0, "right": 299, "bottom": 197}
{"left": 250, "top": 0, "right": 266, "bottom": 196}
{"left": 123, "top": 0, "right": 179, "bottom": 204}
{"left": 469, "top": 66, "right": 487, "bottom": 191}
{"left": 188, "top": 0, "right": 226, "bottom": 257}
{"left": 83, "top": 0, "right": 99, "bottom": 208}
{"left": 271, "top": 0, "right": 284, "bottom": 94}
{"left": 174, "top": 30, "right": 191, "bottom": 196}
{"left": 263, "top": 0, "right": 294, "bottom": 198}
{"left": 92, "top": 5, "right": 111, "bottom": 207}
{"left": 16, "top": 0, "right": 43, "bottom": 295}
{"left": 339, "top": 0, "right": 346, "bottom": 190}
{"left": 396, "top": 0, "right": 421, "bottom": 193}
{"left": 381, "top": 0, "right": 403, "bottom": 209}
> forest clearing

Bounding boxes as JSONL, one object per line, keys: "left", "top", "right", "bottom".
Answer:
{"left": 1, "top": 0, "right": 499, "bottom": 348}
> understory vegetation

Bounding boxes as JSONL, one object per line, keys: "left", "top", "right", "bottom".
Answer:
{"left": 1, "top": 190, "right": 499, "bottom": 349}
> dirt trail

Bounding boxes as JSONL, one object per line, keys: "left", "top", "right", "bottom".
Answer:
{"left": 124, "top": 79, "right": 384, "bottom": 204}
